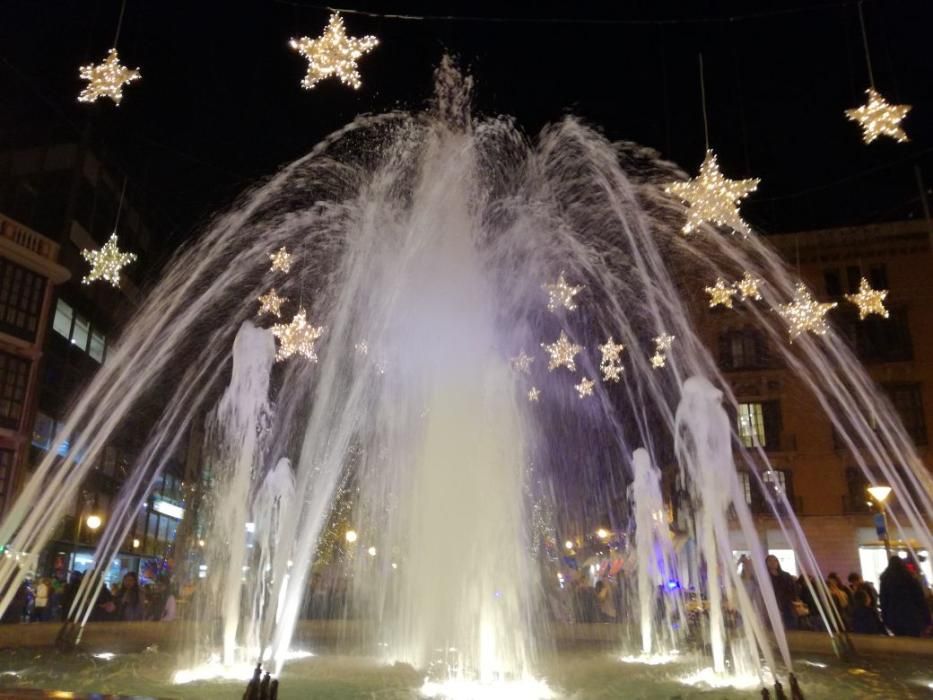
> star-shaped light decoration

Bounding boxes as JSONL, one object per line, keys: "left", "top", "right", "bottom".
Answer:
{"left": 705, "top": 277, "right": 737, "bottom": 309}
{"left": 845, "top": 277, "right": 889, "bottom": 320}
{"left": 257, "top": 289, "right": 286, "bottom": 317}
{"left": 355, "top": 341, "right": 369, "bottom": 355}
{"left": 528, "top": 387, "right": 541, "bottom": 402}
{"left": 598, "top": 337, "right": 625, "bottom": 383}
{"left": 543, "top": 272, "right": 583, "bottom": 313}
{"left": 78, "top": 48, "right": 141, "bottom": 105}
{"left": 845, "top": 88, "right": 911, "bottom": 144}
{"left": 777, "top": 283, "right": 837, "bottom": 341}
{"left": 650, "top": 333, "right": 675, "bottom": 370}
{"left": 81, "top": 233, "right": 137, "bottom": 287}
{"left": 574, "top": 377, "right": 595, "bottom": 399}
{"left": 541, "top": 331, "right": 583, "bottom": 372}
{"left": 269, "top": 247, "right": 292, "bottom": 273}
{"left": 735, "top": 272, "right": 763, "bottom": 301}
{"left": 510, "top": 351, "right": 534, "bottom": 374}
{"left": 665, "top": 150, "right": 759, "bottom": 236}
{"left": 289, "top": 12, "right": 379, "bottom": 90}
{"left": 270, "top": 308, "right": 324, "bottom": 362}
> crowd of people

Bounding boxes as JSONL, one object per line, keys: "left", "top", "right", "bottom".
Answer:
{"left": 763, "top": 553, "right": 932, "bottom": 636}
{"left": 0, "top": 571, "right": 177, "bottom": 624}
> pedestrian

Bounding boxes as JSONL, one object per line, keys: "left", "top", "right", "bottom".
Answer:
{"left": 880, "top": 556, "right": 932, "bottom": 636}
{"left": 114, "top": 572, "right": 146, "bottom": 621}
{"left": 765, "top": 555, "right": 799, "bottom": 630}
{"left": 847, "top": 572, "right": 883, "bottom": 634}
{"left": 826, "top": 572, "right": 851, "bottom": 629}
{"left": 31, "top": 577, "right": 51, "bottom": 622}
{"left": 594, "top": 579, "right": 617, "bottom": 622}
{"left": 161, "top": 582, "right": 178, "bottom": 622}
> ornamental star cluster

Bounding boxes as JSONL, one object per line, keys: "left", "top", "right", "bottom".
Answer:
{"left": 735, "top": 272, "right": 763, "bottom": 301}
{"left": 845, "top": 88, "right": 911, "bottom": 144}
{"left": 542, "top": 331, "right": 583, "bottom": 372}
{"left": 845, "top": 277, "right": 889, "bottom": 320}
{"left": 269, "top": 247, "right": 292, "bottom": 273}
{"left": 574, "top": 377, "right": 595, "bottom": 399}
{"left": 777, "top": 283, "right": 837, "bottom": 340}
{"left": 81, "top": 233, "right": 137, "bottom": 287}
{"left": 290, "top": 13, "right": 379, "bottom": 90}
{"left": 598, "top": 337, "right": 625, "bottom": 383}
{"left": 510, "top": 351, "right": 534, "bottom": 374}
{"left": 543, "top": 272, "right": 583, "bottom": 313}
{"left": 650, "top": 333, "right": 674, "bottom": 369}
{"left": 78, "top": 48, "right": 141, "bottom": 105}
{"left": 270, "top": 308, "right": 324, "bottom": 362}
{"left": 665, "top": 150, "right": 759, "bottom": 236}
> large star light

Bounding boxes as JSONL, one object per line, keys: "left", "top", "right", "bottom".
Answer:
{"left": 845, "top": 88, "right": 911, "bottom": 144}
{"left": 257, "top": 289, "right": 286, "bottom": 318}
{"left": 78, "top": 49, "right": 140, "bottom": 105}
{"left": 845, "top": 277, "right": 889, "bottom": 320}
{"left": 543, "top": 272, "right": 583, "bottom": 313}
{"left": 270, "top": 308, "right": 324, "bottom": 362}
{"left": 705, "top": 277, "right": 737, "bottom": 309}
{"left": 81, "top": 233, "right": 137, "bottom": 286}
{"left": 542, "top": 331, "right": 583, "bottom": 372}
{"left": 778, "top": 283, "right": 837, "bottom": 340}
{"left": 665, "top": 150, "right": 759, "bottom": 236}
{"left": 290, "top": 13, "right": 378, "bottom": 90}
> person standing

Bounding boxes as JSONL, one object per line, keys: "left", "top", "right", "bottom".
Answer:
{"left": 848, "top": 572, "right": 883, "bottom": 634}
{"left": 765, "top": 555, "right": 800, "bottom": 630}
{"left": 114, "top": 572, "right": 146, "bottom": 622}
{"left": 880, "top": 556, "right": 931, "bottom": 636}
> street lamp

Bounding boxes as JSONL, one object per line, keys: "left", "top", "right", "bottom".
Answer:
{"left": 596, "top": 528, "right": 609, "bottom": 540}
{"left": 85, "top": 514, "right": 103, "bottom": 531}
{"left": 564, "top": 540, "right": 574, "bottom": 551}
{"left": 345, "top": 529, "right": 358, "bottom": 544}
{"left": 867, "top": 485, "right": 893, "bottom": 559}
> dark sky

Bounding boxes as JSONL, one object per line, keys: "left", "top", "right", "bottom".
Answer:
{"left": 2, "top": 0, "right": 933, "bottom": 255}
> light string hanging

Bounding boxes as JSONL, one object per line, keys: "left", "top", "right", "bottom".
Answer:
{"left": 77, "top": 0, "right": 141, "bottom": 105}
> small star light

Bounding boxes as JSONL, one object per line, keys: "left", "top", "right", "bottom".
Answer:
{"left": 270, "top": 308, "right": 324, "bottom": 362}
{"left": 289, "top": 13, "right": 378, "bottom": 90}
{"left": 598, "top": 337, "right": 625, "bottom": 383}
{"left": 543, "top": 272, "right": 583, "bottom": 313}
{"left": 542, "top": 331, "right": 583, "bottom": 372}
{"left": 574, "top": 377, "right": 595, "bottom": 399}
{"left": 845, "top": 88, "right": 911, "bottom": 144}
{"left": 78, "top": 48, "right": 140, "bottom": 105}
{"left": 81, "top": 233, "right": 137, "bottom": 286}
{"left": 735, "top": 272, "right": 763, "bottom": 301}
{"left": 778, "top": 283, "right": 837, "bottom": 340}
{"left": 269, "top": 247, "right": 292, "bottom": 273}
{"left": 510, "top": 351, "right": 534, "bottom": 374}
{"left": 665, "top": 150, "right": 759, "bottom": 236}
{"left": 705, "top": 277, "right": 737, "bottom": 309}
{"left": 528, "top": 387, "right": 541, "bottom": 402}
{"left": 354, "top": 341, "right": 369, "bottom": 356}
{"left": 257, "top": 289, "right": 286, "bottom": 318}
{"left": 650, "top": 333, "right": 675, "bottom": 370}
{"left": 845, "top": 277, "right": 889, "bottom": 320}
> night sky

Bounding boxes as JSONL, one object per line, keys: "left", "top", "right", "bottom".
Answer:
{"left": 2, "top": 0, "right": 933, "bottom": 259}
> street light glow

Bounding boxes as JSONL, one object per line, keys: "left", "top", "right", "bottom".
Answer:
{"left": 367, "top": 546, "right": 377, "bottom": 556}
{"left": 564, "top": 540, "right": 574, "bottom": 550}
{"left": 867, "top": 485, "right": 892, "bottom": 503}
{"left": 345, "top": 529, "right": 358, "bottom": 544}
{"left": 596, "top": 528, "right": 609, "bottom": 539}
{"left": 85, "top": 514, "right": 103, "bottom": 530}
{"left": 132, "top": 538, "right": 140, "bottom": 548}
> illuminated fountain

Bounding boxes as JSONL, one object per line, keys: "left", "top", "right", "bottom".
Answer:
{"left": 0, "top": 59, "right": 931, "bottom": 698}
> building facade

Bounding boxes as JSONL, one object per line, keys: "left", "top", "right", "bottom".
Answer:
{"left": 0, "top": 141, "right": 189, "bottom": 584}
{"left": 705, "top": 220, "right": 932, "bottom": 587}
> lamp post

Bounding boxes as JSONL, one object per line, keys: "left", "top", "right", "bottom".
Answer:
{"left": 867, "top": 485, "right": 892, "bottom": 560}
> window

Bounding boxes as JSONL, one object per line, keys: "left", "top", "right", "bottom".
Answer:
{"left": 838, "top": 307, "right": 912, "bottom": 363}
{"left": 845, "top": 265, "right": 861, "bottom": 294}
{"left": 844, "top": 467, "right": 871, "bottom": 513}
{"left": 0, "top": 259, "right": 45, "bottom": 342}
{"left": 89, "top": 331, "right": 106, "bottom": 362}
{"left": 885, "top": 384, "right": 927, "bottom": 445}
{"left": 0, "top": 449, "right": 12, "bottom": 508}
{"left": 719, "top": 328, "right": 771, "bottom": 370}
{"left": 737, "top": 401, "right": 782, "bottom": 450}
{"left": 32, "top": 412, "right": 55, "bottom": 450}
{"left": 738, "top": 469, "right": 794, "bottom": 513}
{"left": 824, "top": 269, "right": 842, "bottom": 297}
{"left": 52, "top": 299, "right": 73, "bottom": 338}
{"left": 868, "top": 264, "right": 888, "bottom": 291}
{"left": 0, "top": 351, "right": 30, "bottom": 429}
{"left": 71, "top": 315, "right": 89, "bottom": 351}
{"left": 51, "top": 298, "right": 106, "bottom": 363}
{"left": 762, "top": 469, "right": 787, "bottom": 496}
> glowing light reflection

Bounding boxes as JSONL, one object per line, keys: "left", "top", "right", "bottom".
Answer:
{"left": 173, "top": 650, "right": 313, "bottom": 685}
{"left": 619, "top": 652, "right": 679, "bottom": 666}
{"left": 92, "top": 652, "right": 117, "bottom": 660}
{"left": 679, "top": 667, "right": 771, "bottom": 690}
{"left": 420, "top": 677, "right": 555, "bottom": 700}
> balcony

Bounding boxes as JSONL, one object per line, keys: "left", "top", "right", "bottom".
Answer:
{"left": 0, "top": 212, "right": 70, "bottom": 283}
